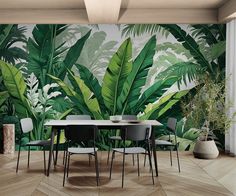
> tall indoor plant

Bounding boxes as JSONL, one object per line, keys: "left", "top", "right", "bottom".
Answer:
{"left": 182, "top": 77, "right": 235, "bottom": 159}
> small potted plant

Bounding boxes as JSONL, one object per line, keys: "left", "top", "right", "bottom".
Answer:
{"left": 182, "top": 77, "right": 235, "bottom": 159}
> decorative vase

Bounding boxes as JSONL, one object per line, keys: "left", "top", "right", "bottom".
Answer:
{"left": 193, "top": 139, "right": 219, "bottom": 159}
{"left": 3, "top": 124, "right": 15, "bottom": 154}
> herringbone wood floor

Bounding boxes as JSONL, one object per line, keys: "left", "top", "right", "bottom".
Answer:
{"left": 0, "top": 151, "right": 235, "bottom": 196}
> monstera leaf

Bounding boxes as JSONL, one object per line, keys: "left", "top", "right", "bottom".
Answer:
{"left": 117, "top": 36, "right": 156, "bottom": 113}
{"left": 0, "top": 61, "right": 30, "bottom": 117}
{"left": 102, "top": 38, "right": 132, "bottom": 114}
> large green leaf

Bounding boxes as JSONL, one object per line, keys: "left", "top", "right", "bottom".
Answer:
{"left": 0, "top": 91, "right": 8, "bottom": 107}
{"left": 102, "top": 38, "right": 132, "bottom": 114}
{"left": 48, "top": 74, "right": 89, "bottom": 114}
{"left": 0, "top": 61, "right": 30, "bottom": 117}
{"left": 67, "top": 70, "right": 103, "bottom": 119}
{"left": 0, "top": 25, "right": 13, "bottom": 47}
{"left": 159, "top": 25, "right": 211, "bottom": 71}
{"left": 27, "top": 25, "right": 67, "bottom": 87}
{"left": 75, "top": 64, "right": 106, "bottom": 112}
{"left": 134, "top": 76, "right": 178, "bottom": 113}
{"left": 58, "top": 30, "right": 91, "bottom": 79}
{"left": 117, "top": 36, "right": 156, "bottom": 113}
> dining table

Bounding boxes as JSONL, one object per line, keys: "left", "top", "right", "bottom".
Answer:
{"left": 44, "top": 119, "right": 162, "bottom": 177}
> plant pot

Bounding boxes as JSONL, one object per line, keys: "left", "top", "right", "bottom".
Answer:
{"left": 193, "top": 139, "right": 219, "bottom": 159}
{"left": 3, "top": 124, "right": 15, "bottom": 154}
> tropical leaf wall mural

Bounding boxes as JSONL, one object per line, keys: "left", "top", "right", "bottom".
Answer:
{"left": 0, "top": 24, "right": 226, "bottom": 151}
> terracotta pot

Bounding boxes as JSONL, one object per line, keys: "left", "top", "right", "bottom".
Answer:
{"left": 193, "top": 139, "right": 219, "bottom": 159}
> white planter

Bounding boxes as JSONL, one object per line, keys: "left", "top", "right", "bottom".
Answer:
{"left": 193, "top": 139, "right": 219, "bottom": 159}
{"left": 3, "top": 124, "right": 15, "bottom": 154}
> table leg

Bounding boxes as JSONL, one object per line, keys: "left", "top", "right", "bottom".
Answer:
{"left": 151, "top": 126, "right": 158, "bottom": 176}
{"left": 54, "top": 129, "right": 61, "bottom": 166}
{"left": 47, "top": 127, "right": 55, "bottom": 176}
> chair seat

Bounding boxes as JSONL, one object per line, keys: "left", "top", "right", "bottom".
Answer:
{"left": 109, "top": 136, "right": 122, "bottom": 140}
{"left": 155, "top": 139, "right": 173, "bottom": 145}
{"left": 113, "top": 147, "right": 146, "bottom": 154}
{"left": 68, "top": 147, "right": 98, "bottom": 154}
{"left": 26, "top": 140, "right": 51, "bottom": 146}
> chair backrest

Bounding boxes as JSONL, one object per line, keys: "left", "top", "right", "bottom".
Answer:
{"left": 120, "top": 115, "right": 137, "bottom": 120}
{"left": 20, "top": 118, "right": 33, "bottom": 133}
{"left": 121, "top": 125, "right": 151, "bottom": 141}
{"left": 66, "top": 115, "right": 91, "bottom": 120}
{"left": 167, "top": 118, "right": 177, "bottom": 133}
{"left": 65, "top": 125, "right": 97, "bottom": 143}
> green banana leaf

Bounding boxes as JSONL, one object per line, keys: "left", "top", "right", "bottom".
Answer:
{"left": 27, "top": 25, "right": 68, "bottom": 87}
{"left": 140, "top": 92, "right": 176, "bottom": 120}
{"left": 117, "top": 36, "right": 156, "bottom": 113}
{"left": 67, "top": 70, "right": 103, "bottom": 119}
{"left": 75, "top": 64, "right": 106, "bottom": 112}
{"left": 0, "top": 91, "right": 8, "bottom": 106}
{"left": 58, "top": 30, "right": 91, "bottom": 79}
{"left": 102, "top": 38, "right": 132, "bottom": 114}
{"left": 0, "top": 61, "right": 30, "bottom": 117}
{"left": 48, "top": 74, "right": 90, "bottom": 115}
{"left": 159, "top": 25, "right": 211, "bottom": 71}
{"left": 134, "top": 76, "right": 178, "bottom": 113}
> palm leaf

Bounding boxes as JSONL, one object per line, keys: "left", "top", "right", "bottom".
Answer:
{"left": 159, "top": 25, "right": 211, "bottom": 72}
{"left": 117, "top": 36, "right": 156, "bottom": 113}
{"left": 0, "top": 25, "right": 13, "bottom": 47}
{"left": 101, "top": 38, "right": 132, "bottom": 114}
{"left": 155, "top": 62, "right": 204, "bottom": 87}
{"left": 122, "top": 24, "right": 169, "bottom": 38}
{"left": 75, "top": 64, "right": 106, "bottom": 112}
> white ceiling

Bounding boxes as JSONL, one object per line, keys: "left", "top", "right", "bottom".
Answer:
{"left": 0, "top": 0, "right": 228, "bottom": 9}
{"left": 0, "top": 0, "right": 234, "bottom": 24}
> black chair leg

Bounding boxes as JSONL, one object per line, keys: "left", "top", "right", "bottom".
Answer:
{"left": 67, "top": 153, "right": 71, "bottom": 178}
{"left": 43, "top": 147, "right": 46, "bottom": 175}
{"left": 176, "top": 147, "right": 181, "bottom": 172}
{"left": 27, "top": 146, "right": 30, "bottom": 168}
{"left": 62, "top": 143, "right": 66, "bottom": 165}
{"left": 109, "top": 151, "right": 115, "bottom": 179}
{"left": 122, "top": 151, "right": 126, "bottom": 188}
{"left": 137, "top": 154, "right": 140, "bottom": 176}
{"left": 170, "top": 148, "right": 173, "bottom": 166}
{"left": 147, "top": 147, "right": 154, "bottom": 185}
{"left": 94, "top": 152, "right": 99, "bottom": 186}
{"left": 16, "top": 144, "right": 21, "bottom": 173}
{"left": 107, "top": 140, "right": 111, "bottom": 165}
{"left": 63, "top": 151, "right": 68, "bottom": 186}
{"left": 144, "top": 150, "right": 147, "bottom": 167}
{"left": 132, "top": 154, "right": 135, "bottom": 166}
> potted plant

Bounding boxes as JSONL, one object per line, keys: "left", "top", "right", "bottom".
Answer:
{"left": 182, "top": 77, "right": 235, "bottom": 159}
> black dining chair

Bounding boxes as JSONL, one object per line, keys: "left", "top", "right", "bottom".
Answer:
{"left": 63, "top": 115, "right": 92, "bottom": 164}
{"left": 144, "top": 117, "right": 181, "bottom": 172}
{"left": 107, "top": 115, "right": 137, "bottom": 165}
{"left": 109, "top": 125, "right": 154, "bottom": 188}
{"left": 63, "top": 125, "right": 99, "bottom": 186}
{"left": 16, "top": 118, "right": 52, "bottom": 174}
